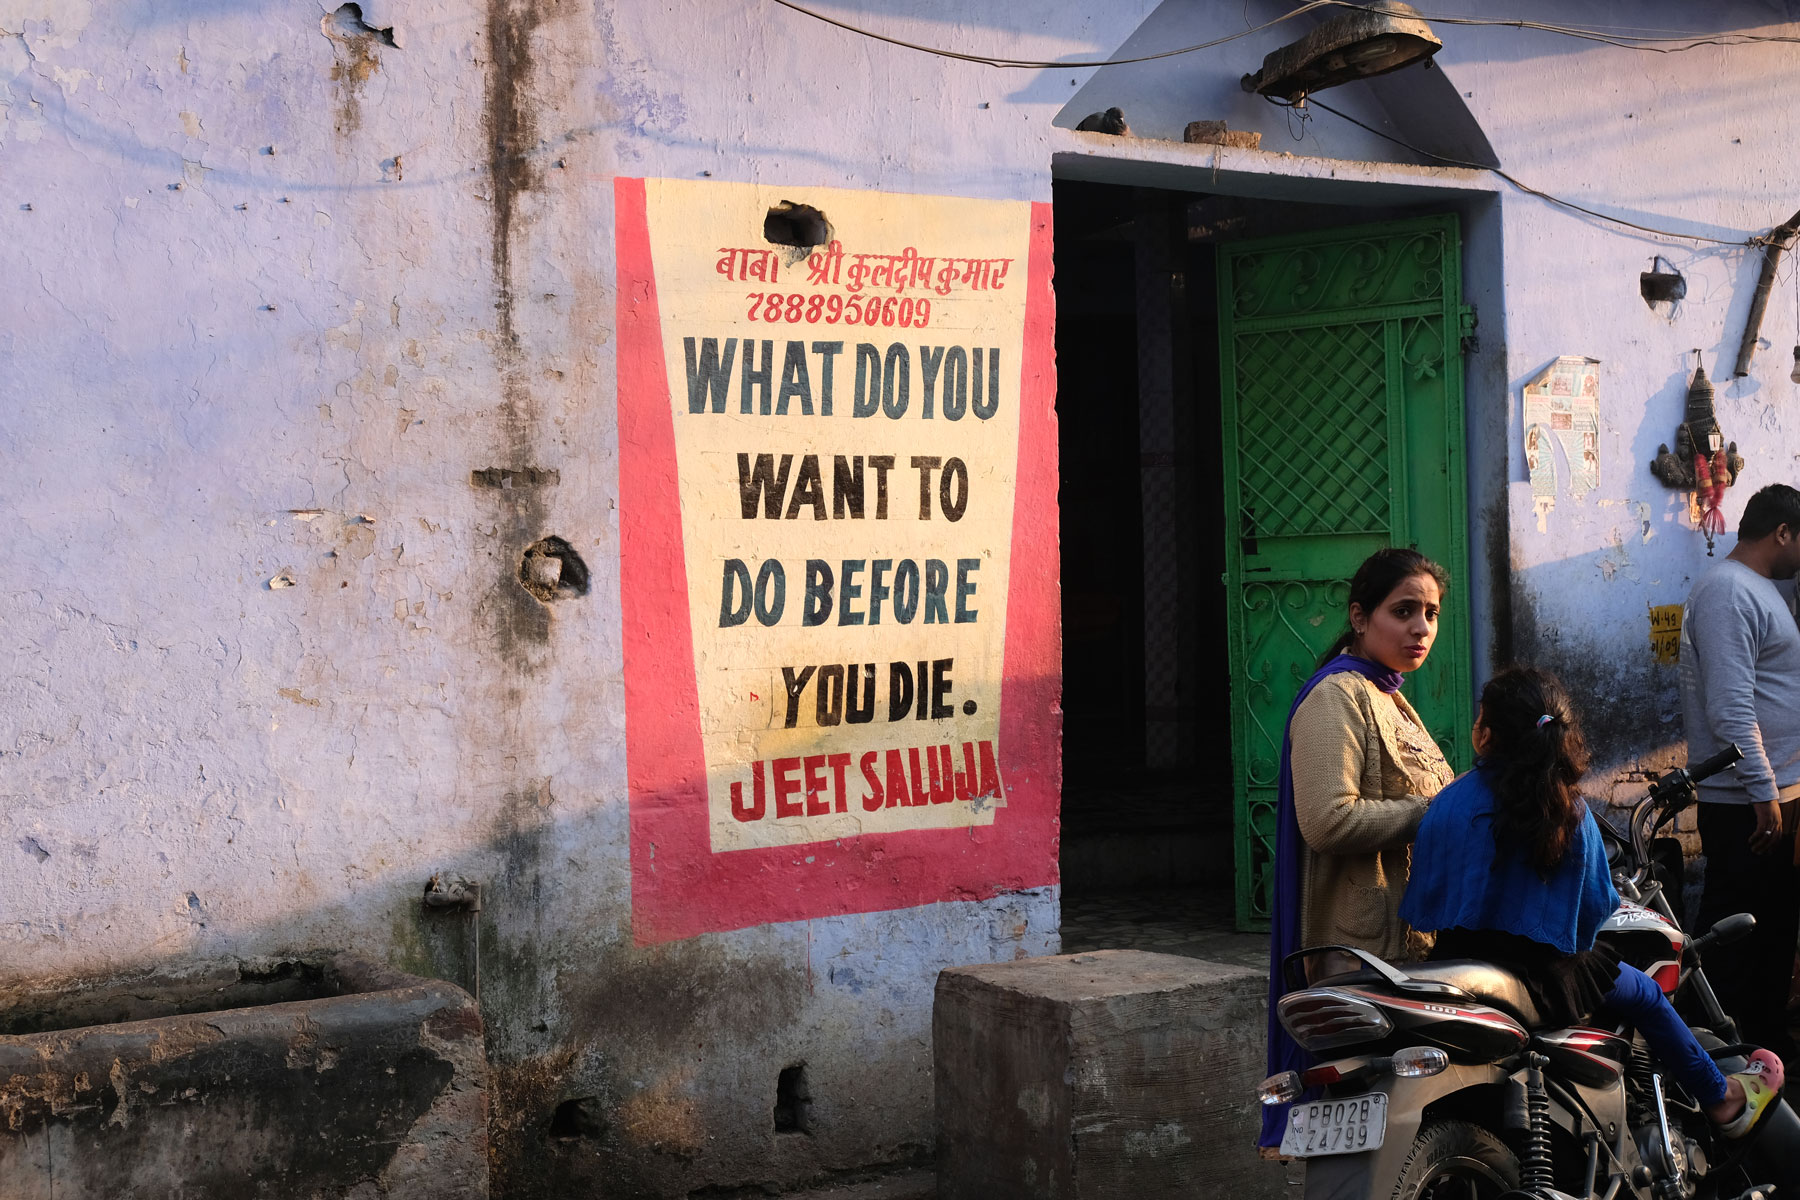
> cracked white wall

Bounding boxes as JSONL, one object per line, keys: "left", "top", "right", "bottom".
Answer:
{"left": 10, "top": 0, "right": 1800, "bottom": 1191}
{"left": 0, "top": 1, "right": 1087, "bottom": 1191}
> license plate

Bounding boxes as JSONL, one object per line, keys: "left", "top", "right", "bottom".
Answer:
{"left": 1279, "top": 1092, "right": 1387, "bottom": 1158}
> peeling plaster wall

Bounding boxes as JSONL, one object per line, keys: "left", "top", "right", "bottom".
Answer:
{"left": 8, "top": 0, "right": 1799, "bottom": 1194}
{"left": 0, "top": 1, "right": 1089, "bottom": 1194}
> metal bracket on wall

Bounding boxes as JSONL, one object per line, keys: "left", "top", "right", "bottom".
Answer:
{"left": 1459, "top": 306, "right": 1478, "bottom": 356}
{"left": 422, "top": 875, "right": 483, "bottom": 1002}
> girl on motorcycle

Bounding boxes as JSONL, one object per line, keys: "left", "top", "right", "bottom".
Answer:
{"left": 1400, "top": 665, "right": 1781, "bottom": 1137}
{"left": 1262, "top": 548, "right": 1458, "bottom": 1149}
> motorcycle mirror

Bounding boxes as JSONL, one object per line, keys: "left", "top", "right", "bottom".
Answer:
{"left": 1710, "top": 912, "right": 1756, "bottom": 944}
{"left": 1689, "top": 912, "right": 1757, "bottom": 960}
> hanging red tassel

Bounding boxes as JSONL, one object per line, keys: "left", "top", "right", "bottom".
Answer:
{"left": 1696, "top": 452, "right": 1726, "bottom": 536}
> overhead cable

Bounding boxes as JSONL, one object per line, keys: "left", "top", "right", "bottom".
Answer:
{"left": 767, "top": 0, "right": 1800, "bottom": 69}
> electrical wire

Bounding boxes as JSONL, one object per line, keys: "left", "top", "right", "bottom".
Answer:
{"left": 766, "top": 0, "right": 1334, "bottom": 69}
{"left": 1290, "top": 94, "right": 1759, "bottom": 247}
{"left": 767, "top": 0, "right": 1800, "bottom": 70}
{"left": 765, "top": 0, "right": 1800, "bottom": 250}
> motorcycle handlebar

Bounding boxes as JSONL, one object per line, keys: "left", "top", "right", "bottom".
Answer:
{"left": 1688, "top": 744, "right": 1744, "bottom": 786}
{"left": 1623, "top": 744, "right": 1744, "bottom": 890}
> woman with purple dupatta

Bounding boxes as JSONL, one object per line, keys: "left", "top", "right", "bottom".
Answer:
{"left": 1259, "top": 549, "right": 1457, "bottom": 1151}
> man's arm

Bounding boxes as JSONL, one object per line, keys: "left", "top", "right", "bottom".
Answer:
{"left": 1689, "top": 598, "right": 1784, "bottom": 850}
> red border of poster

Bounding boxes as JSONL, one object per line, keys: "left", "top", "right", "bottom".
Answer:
{"left": 615, "top": 178, "right": 1059, "bottom": 944}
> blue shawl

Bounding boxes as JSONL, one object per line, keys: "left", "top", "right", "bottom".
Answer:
{"left": 1260, "top": 654, "right": 1405, "bottom": 1148}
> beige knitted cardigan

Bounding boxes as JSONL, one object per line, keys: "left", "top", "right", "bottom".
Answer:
{"left": 1287, "top": 672, "right": 1455, "bottom": 963}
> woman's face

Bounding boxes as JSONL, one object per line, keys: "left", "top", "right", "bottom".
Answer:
{"left": 1350, "top": 572, "right": 1441, "bottom": 674}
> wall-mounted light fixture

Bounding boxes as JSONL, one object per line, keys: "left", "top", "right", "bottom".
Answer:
{"left": 1240, "top": 2, "right": 1441, "bottom": 103}
{"left": 1640, "top": 256, "right": 1687, "bottom": 308}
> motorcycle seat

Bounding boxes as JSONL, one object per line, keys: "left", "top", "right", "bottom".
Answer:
{"left": 1401, "top": 959, "right": 1542, "bottom": 1028}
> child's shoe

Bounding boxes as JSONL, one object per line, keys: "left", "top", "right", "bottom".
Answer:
{"left": 1718, "top": 1049, "right": 1785, "bottom": 1140}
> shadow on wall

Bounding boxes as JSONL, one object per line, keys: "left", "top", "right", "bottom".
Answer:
{"left": 1508, "top": 541, "right": 1689, "bottom": 792}
{"left": 0, "top": 796, "right": 1060, "bottom": 1199}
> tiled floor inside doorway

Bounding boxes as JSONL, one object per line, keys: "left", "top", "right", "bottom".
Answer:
{"left": 1057, "top": 887, "right": 1269, "bottom": 970}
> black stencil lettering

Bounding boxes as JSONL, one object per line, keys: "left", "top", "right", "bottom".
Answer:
{"left": 887, "top": 661, "right": 914, "bottom": 722}
{"left": 719, "top": 559, "right": 752, "bottom": 627}
{"left": 738, "top": 453, "right": 794, "bottom": 519}
{"left": 754, "top": 558, "right": 786, "bottom": 625}
{"left": 954, "top": 558, "right": 980, "bottom": 623}
{"left": 781, "top": 664, "right": 816, "bottom": 729}
{"left": 832, "top": 456, "right": 864, "bottom": 520}
{"left": 852, "top": 343, "right": 881, "bottom": 418}
{"left": 881, "top": 343, "right": 911, "bottom": 419}
{"left": 685, "top": 337, "right": 737, "bottom": 414}
{"left": 942, "top": 346, "right": 967, "bottom": 421}
{"left": 974, "top": 347, "right": 1000, "bottom": 420}
{"left": 784, "top": 455, "right": 827, "bottom": 521}
{"left": 911, "top": 455, "right": 941, "bottom": 520}
{"left": 892, "top": 560, "right": 920, "bottom": 623}
{"left": 812, "top": 341, "right": 843, "bottom": 416}
{"left": 939, "top": 457, "right": 968, "bottom": 522}
{"left": 869, "top": 455, "right": 894, "bottom": 520}
{"left": 777, "top": 340, "right": 813, "bottom": 415}
{"left": 923, "top": 559, "right": 950, "bottom": 624}
{"left": 740, "top": 338, "right": 775, "bottom": 415}
{"left": 918, "top": 344, "right": 945, "bottom": 419}
{"left": 846, "top": 663, "right": 875, "bottom": 724}
{"left": 816, "top": 664, "right": 845, "bottom": 727}
{"left": 930, "top": 658, "right": 954, "bottom": 719}
{"left": 803, "top": 560, "right": 834, "bottom": 627}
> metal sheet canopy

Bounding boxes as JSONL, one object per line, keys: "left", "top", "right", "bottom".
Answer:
{"left": 1241, "top": 3, "right": 1442, "bottom": 103}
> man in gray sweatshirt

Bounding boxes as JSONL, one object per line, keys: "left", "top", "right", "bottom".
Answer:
{"left": 1681, "top": 482, "right": 1800, "bottom": 1070}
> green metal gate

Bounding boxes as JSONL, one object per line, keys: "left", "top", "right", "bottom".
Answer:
{"left": 1219, "top": 213, "right": 1474, "bottom": 931}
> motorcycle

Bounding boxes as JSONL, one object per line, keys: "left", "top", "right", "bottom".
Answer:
{"left": 1256, "top": 743, "right": 1800, "bottom": 1200}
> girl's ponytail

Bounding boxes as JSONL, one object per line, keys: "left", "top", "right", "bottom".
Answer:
{"left": 1479, "top": 667, "right": 1590, "bottom": 873}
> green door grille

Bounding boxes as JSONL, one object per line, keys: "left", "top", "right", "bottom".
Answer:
{"left": 1219, "top": 214, "right": 1473, "bottom": 931}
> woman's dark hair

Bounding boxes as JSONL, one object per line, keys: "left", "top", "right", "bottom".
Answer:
{"left": 1478, "top": 666, "right": 1590, "bottom": 874}
{"left": 1320, "top": 547, "right": 1451, "bottom": 665}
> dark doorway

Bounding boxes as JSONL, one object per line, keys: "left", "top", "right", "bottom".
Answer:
{"left": 1053, "top": 180, "right": 1448, "bottom": 957}
{"left": 1054, "top": 180, "right": 1237, "bottom": 952}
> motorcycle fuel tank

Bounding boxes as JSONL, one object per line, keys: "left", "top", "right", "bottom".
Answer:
{"left": 1598, "top": 901, "right": 1684, "bottom": 994}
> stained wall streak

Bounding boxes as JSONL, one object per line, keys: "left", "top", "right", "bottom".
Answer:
{"left": 482, "top": 0, "right": 553, "bottom": 656}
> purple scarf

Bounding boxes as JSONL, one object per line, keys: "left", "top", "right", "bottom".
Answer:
{"left": 1259, "top": 654, "right": 1404, "bottom": 1148}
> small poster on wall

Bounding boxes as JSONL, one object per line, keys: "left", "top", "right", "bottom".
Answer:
{"left": 1523, "top": 356, "right": 1602, "bottom": 516}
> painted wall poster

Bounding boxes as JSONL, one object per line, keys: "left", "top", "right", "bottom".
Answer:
{"left": 615, "top": 179, "right": 1060, "bottom": 943}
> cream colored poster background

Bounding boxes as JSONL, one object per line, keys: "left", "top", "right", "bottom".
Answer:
{"left": 643, "top": 179, "right": 1031, "bottom": 853}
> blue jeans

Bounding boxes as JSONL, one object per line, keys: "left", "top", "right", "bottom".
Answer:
{"left": 1599, "top": 963, "right": 1729, "bottom": 1105}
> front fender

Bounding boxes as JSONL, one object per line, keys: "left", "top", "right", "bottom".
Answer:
{"left": 1300, "top": 1064, "right": 1510, "bottom": 1200}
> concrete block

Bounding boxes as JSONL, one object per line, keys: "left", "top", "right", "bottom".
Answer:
{"left": 0, "top": 956, "right": 488, "bottom": 1199}
{"left": 934, "top": 949, "right": 1290, "bottom": 1200}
